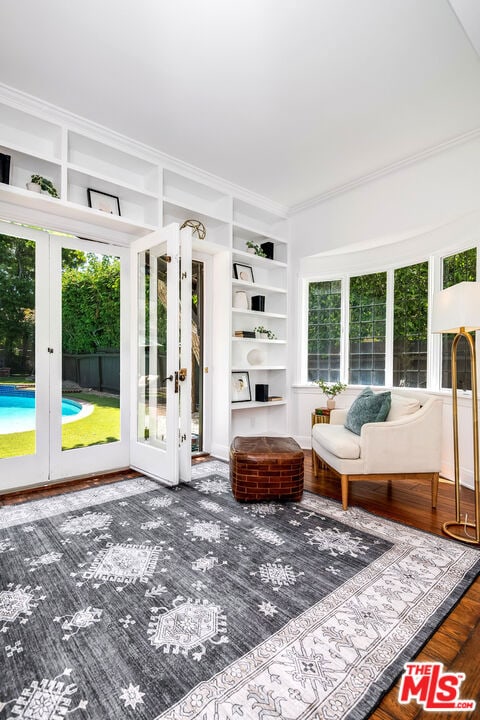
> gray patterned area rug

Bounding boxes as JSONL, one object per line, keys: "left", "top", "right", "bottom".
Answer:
{"left": 1, "top": 461, "right": 479, "bottom": 720}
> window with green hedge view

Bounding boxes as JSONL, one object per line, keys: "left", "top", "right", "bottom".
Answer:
{"left": 393, "top": 261, "right": 428, "bottom": 388}
{"left": 307, "top": 280, "right": 341, "bottom": 382}
{"left": 349, "top": 272, "right": 387, "bottom": 386}
{"left": 306, "top": 249, "right": 476, "bottom": 389}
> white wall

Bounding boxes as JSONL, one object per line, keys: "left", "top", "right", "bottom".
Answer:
{"left": 289, "top": 133, "right": 480, "bottom": 489}
{"left": 291, "top": 132, "right": 480, "bottom": 259}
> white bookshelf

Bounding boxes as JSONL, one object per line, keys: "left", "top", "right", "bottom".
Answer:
{"left": 230, "top": 202, "right": 289, "bottom": 438}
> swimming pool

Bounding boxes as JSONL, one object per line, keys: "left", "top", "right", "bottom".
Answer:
{"left": 0, "top": 389, "right": 86, "bottom": 434}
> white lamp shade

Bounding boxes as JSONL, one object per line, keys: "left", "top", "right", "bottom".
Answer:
{"left": 431, "top": 281, "right": 480, "bottom": 334}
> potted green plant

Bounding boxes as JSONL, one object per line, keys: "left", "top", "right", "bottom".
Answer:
{"left": 27, "top": 174, "right": 59, "bottom": 198}
{"left": 315, "top": 379, "right": 347, "bottom": 409}
{"left": 255, "top": 325, "right": 276, "bottom": 340}
{"left": 246, "top": 240, "right": 267, "bottom": 257}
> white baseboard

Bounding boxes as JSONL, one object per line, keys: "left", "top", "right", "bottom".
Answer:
{"left": 441, "top": 462, "right": 474, "bottom": 491}
{"left": 210, "top": 444, "right": 229, "bottom": 462}
{"left": 294, "top": 435, "right": 311, "bottom": 449}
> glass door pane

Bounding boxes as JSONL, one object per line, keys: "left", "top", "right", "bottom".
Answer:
{"left": 61, "top": 248, "right": 121, "bottom": 451}
{"left": 0, "top": 234, "right": 36, "bottom": 459}
{"left": 191, "top": 259, "right": 204, "bottom": 453}
{"left": 0, "top": 223, "right": 49, "bottom": 492}
{"left": 137, "top": 248, "right": 169, "bottom": 448}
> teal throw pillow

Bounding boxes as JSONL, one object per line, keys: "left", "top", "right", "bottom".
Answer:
{"left": 345, "top": 387, "right": 391, "bottom": 435}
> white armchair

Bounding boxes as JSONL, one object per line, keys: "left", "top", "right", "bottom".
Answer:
{"left": 311, "top": 390, "right": 443, "bottom": 510}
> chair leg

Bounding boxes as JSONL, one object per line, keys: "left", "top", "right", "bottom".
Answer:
{"left": 312, "top": 449, "right": 318, "bottom": 477}
{"left": 340, "top": 475, "right": 349, "bottom": 510}
{"left": 431, "top": 472, "right": 439, "bottom": 508}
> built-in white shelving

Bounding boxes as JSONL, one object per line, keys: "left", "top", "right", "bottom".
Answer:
{"left": 230, "top": 203, "right": 289, "bottom": 437}
{"left": 0, "top": 93, "right": 290, "bottom": 453}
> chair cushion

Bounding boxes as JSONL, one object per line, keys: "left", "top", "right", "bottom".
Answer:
{"left": 387, "top": 393, "right": 421, "bottom": 421}
{"left": 312, "top": 424, "right": 361, "bottom": 459}
{"left": 344, "top": 387, "right": 391, "bottom": 435}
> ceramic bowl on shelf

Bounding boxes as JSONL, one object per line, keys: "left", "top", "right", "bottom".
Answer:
{"left": 247, "top": 348, "right": 266, "bottom": 366}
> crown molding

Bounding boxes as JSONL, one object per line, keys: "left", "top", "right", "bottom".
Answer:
{"left": 0, "top": 83, "right": 289, "bottom": 220}
{"left": 289, "top": 126, "right": 480, "bottom": 215}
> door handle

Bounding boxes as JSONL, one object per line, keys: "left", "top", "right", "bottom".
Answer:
{"left": 178, "top": 368, "right": 187, "bottom": 382}
{"left": 162, "top": 373, "right": 179, "bottom": 393}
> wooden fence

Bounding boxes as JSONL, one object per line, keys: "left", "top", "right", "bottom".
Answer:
{"left": 63, "top": 353, "right": 120, "bottom": 393}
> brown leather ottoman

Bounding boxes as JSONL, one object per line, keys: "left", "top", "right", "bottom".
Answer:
{"left": 230, "top": 436, "right": 304, "bottom": 502}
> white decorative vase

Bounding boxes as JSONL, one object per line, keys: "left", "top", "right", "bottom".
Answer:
{"left": 247, "top": 247, "right": 256, "bottom": 254}
{"left": 327, "top": 398, "right": 336, "bottom": 409}
{"left": 26, "top": 182, "right": 41, "bottom": 193}
{"left": 233, "top": 291, "right": 248, "bottom": 309}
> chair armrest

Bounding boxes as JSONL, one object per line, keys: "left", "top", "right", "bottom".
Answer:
{"left": 360, "top": 399, "right": 442, "bottom": 473}
{"left": 330, "top": 408, "right": 347, "bottom": 425}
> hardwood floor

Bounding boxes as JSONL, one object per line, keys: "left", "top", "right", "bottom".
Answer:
{"left": 1, "top": 454, "right": 479, "bottom": 719}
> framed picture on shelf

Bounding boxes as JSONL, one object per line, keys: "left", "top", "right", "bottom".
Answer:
{"left": 233, "top": 263, "right": 254, "bottom": 283}
{"left": 231, "top": 371, "right": 251, "bottom": 402}
{"left": 0, "top": 153, "right": 11, "bottom": 184}
{"left": 87, "top": 188, "right": 121, "bottom": 216}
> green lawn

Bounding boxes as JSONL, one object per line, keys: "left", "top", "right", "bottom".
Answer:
{"left": 0, "top": 392, "right": 120, "bottom": 458}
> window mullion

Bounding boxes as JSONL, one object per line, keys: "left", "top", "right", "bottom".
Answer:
{"left": 341, "top": 276, "right": 349, "bottom": 384}
{"left": 428, "top": 254, "right": 441, "bottom": 391}
{"left": 385, "top": 268, "right": 394, "bottom": 387}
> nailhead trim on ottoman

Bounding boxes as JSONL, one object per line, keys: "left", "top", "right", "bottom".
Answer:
{"left": 230, "top": 436, "right": 304, "bottom": 502}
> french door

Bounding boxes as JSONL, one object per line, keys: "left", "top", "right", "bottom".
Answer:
{"left": 0, "top": 221, "right": 191, "bottom": 493}
{"left": 0, "top": 224, "right": 130, "bottom": 492}
{"left": 49, "top": 235, "right": 130, "bottom": 481}
{"left": 130, "top": 224, "right": 192, "bottom": 485}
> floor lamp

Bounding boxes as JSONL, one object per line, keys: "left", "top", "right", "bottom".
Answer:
{"left": 431, "top": 281, "right": 480, "bottom": 545}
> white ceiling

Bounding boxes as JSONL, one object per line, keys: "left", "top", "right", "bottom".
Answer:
{"left": 1, "top": 0, "right": 480, "bottom": 210}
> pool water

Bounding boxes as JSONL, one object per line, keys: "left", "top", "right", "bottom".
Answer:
{"left": 0, "top": 392, "right": 83, "bottom": 434}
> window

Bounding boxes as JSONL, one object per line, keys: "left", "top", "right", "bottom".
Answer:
{"left": 304, "top": 246, "right": 477, "bottom": 391}
{"left": 441, "top": 248, "right": 477, "bottom": 390}
{"left": 393, "top": 262, "right": 428, "bottom": 388}
{"left": 349, "top": 272, "right": 386, "bottom": 386}
{"left": 307, "top": 280, "right": 341, "bottom": 382}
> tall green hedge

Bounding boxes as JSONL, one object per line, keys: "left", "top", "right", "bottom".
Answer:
{"left": 62, "top": 254, "right": 120, "bottom": 353}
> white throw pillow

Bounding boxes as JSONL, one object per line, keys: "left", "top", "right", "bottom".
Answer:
{"left": 387, "top": 394, "right": 421, "bottom": 421}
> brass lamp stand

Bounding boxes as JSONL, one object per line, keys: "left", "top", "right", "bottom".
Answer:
{"left": 432, "top": 281, "right": 480, "bottom": 545}
{"left": 444, "top": 329, "right": 480, "bottom": 544}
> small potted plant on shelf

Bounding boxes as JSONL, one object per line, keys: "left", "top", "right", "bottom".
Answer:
{"left": 315, "top": 379, "right": 347, "bottom": 409}
{"left": 26, "top": 174, "right": 59, "bottom": 198}
{"left": 255, "top": 325, "right": 276, "bottom": 340}
{"left": 246, "top": 240, "right": 267, "bottom": 257}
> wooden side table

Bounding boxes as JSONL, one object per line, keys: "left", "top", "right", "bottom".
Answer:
{"left": 311, "top": 409, "right": 331, "bottom": 426}
{"left": 311, "top": 409, "right": 331, "bottom": 466}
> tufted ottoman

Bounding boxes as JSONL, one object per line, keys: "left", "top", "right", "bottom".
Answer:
{"left": 230, "top": 436, "right": 304, "bottom": 502}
